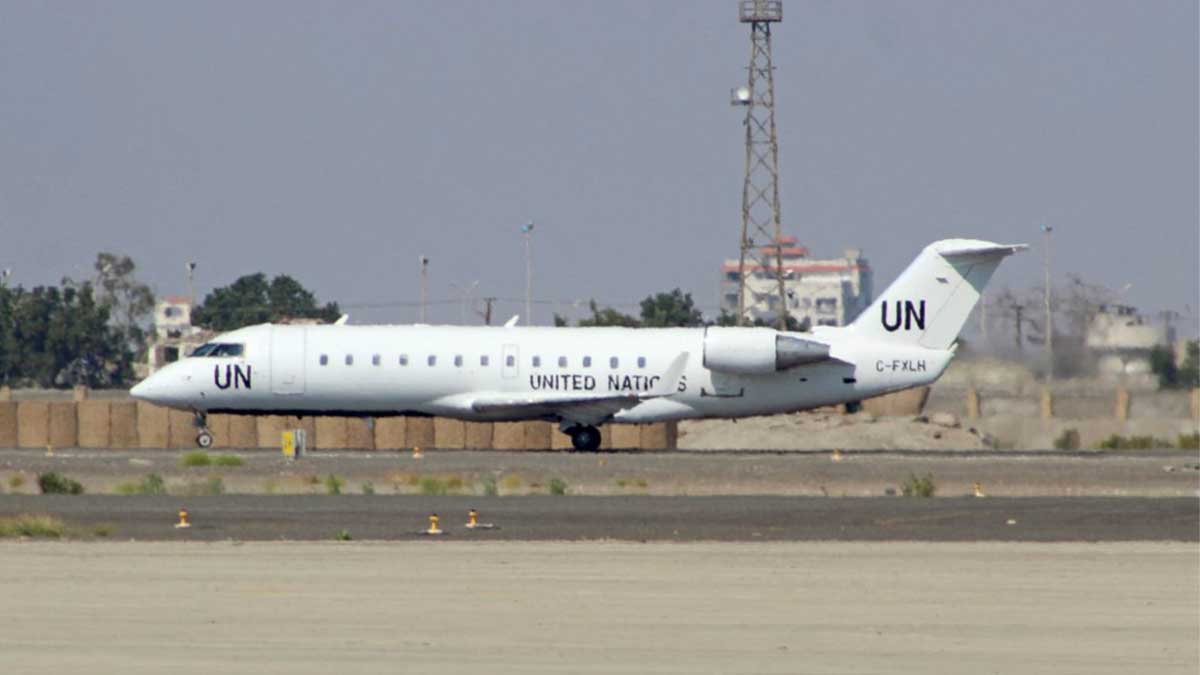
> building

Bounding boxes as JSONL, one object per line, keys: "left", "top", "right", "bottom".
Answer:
{"left": 720, "top": 236, "right": 872, "bottom": 328}
{"left": 145, "top": 296, "right": 212, "bottom": 375}
{"left": 1085, "top": 304, "right": 1172, "bottom": 380}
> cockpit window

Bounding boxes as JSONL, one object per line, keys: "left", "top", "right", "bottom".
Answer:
{"left": 190, "top": 343, "right": 244, "bottom": 358}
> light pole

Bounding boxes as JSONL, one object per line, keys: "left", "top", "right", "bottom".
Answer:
{"left": 450, "top": 280, "right": 479, "bottom": 325}
{"left": 418, "top": 256, "right": 430, "bottom": 323}
{"left": 521, "top": 221, "right": 534, "bottom": 325}
{"left": 1041, "top": 224, "right": 1054, "bottom": 384}
{"left": 185, "top": 262, "right": 196, "bottom": 308}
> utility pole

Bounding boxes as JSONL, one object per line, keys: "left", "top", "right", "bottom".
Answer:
{"left": 521, "top": 221, "right": 534, "bottom": 325}
{"left": 418, "top": 255, "right": 429, "bottom": 323}
{"left": 1041, "top": 224, "right": 1054, "bottom": 383}
{"left": 1013, "top": 304, "right": 1024, "bottom": 353}
{"left": 732, "top": 0, "right": 788, "bottom": 330}
{"left": 476, "top": 297, "right": 496, "bottom": 326}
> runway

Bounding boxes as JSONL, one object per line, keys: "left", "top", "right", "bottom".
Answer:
{"left": 1, "top": 541, "right": 1196, "bottom": 674}
{"left": 1, "top": 494, "right": 1195, "bottom": 541}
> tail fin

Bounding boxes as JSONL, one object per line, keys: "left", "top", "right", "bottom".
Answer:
{"left": 849, "top": 239, "right": 1026, "bottom": 349}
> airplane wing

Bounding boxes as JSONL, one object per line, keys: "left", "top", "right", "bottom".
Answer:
{"left": 467, "top": 352, "right": 689, "bottom": 425}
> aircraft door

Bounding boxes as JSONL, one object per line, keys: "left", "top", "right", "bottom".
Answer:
{"left": 270, "top": 325, "right": 307, "bottom": 395}
{"left": 501, "top": 344, "right": 519, "bottom": 379}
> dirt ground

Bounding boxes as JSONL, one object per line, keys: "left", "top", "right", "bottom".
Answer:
{"left": 1, "top": 541, "right": 1195, "bottom": 675}
{"left": 678, "top": 411, "right": 993, "bottom": 450}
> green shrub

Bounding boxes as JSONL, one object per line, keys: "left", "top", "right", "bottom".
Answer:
{"left": 324, "top": 474, "right": 344, "bottom": 495}
{"left": 335, "top": 529, "right": 353, "bottom": 541}
{"left": 92, "top": 524, "right": 114, "bottom": 538}
{"left": 1176, "top": 433, "right": 1199, "bottom": 450}
{"left": 213, "top": 454, "right": 244, "bottom": 467}
{"left": 361, "top": 481, "right": 375, "bottom": 495}
{"left": 548, "top": 477, "right": 568, "bottom": 496}
{"left": 445, "top": 476, "right": 464, "bottom": 492}
{"left": 37, "top": 472, "right": 84, "bottom": 495}
{"left": 8, "top": 474, "right": 25, "bottom": 490}
{"left": 0, "top": 514, "right": 65, "bottom": 538}
{"left": 180, "top": 451, "right": 212, "bottom": 467}
{"left": 900, "top": 473, "right": 936, "bottom": 498}
{"left": 1053, "top": 429, "right": 1080, "bottom": 450}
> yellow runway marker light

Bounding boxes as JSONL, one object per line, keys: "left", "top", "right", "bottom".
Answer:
{"left": 425, "top": 513, "right": 442, "bottom": 535}
{"left": 465, "top": 509, "right": 478, "bottom": 529}
{"left": 831, "top": 449, "right": 842, "bottom": 462}
{"left": 973, "top": 482, "right": 985, "bottom": 498}
{"left": 175, "top": 508, "right": 191, "bottom": 529}
{"left": 412, "top": 446, "right": 424, "bottom": 459}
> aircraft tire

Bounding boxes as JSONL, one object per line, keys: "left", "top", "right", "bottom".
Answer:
{"left": 570, "top": 426, "right": 602, "bottom": 452}
{"left": 196, "top": 431, "right": 214, "bottom": 449}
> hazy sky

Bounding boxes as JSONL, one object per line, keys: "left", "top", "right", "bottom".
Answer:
{"left": 1, "top": 1, "right": 1196, "bottom": 330}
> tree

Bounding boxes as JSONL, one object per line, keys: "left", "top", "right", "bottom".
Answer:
{"left": 639, "top": 289, "right": 703, "bottom": 328}
{"left": 1153, "top": 340, "right": 1200, "bottom": 390}
{"left": 192, "top": 273, "right": 340, "bottom": 331}
{"left": 0, "top": 282, "right": 132, "bottom": 387}
{"left": 576, "top": 300, "right": 640, "bottom": 328}
{"left": 92, "top": 252, "right": 155, "bottom": 358}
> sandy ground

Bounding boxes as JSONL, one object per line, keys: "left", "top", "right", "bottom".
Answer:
{"left": 679, "top": 412, "right": 994, "bottom": 450}
{"left": 0, "top": 541, "right": 1195, "bottom": 674}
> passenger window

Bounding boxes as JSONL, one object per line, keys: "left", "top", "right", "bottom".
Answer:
{"left": 345, "top": 355, "right": 354, "bottom": 366}
{"left": 480, "top": 355, "right": 489, "bottom": 366}
{"left": 637, "top": 356, "right": 646, "bottom": 368}
{"left": 399, "top": 354, "right": 408, "bottom": 366}
{"left": 609, "top": 357, "right": 619, "bottom": 369}
{"left": 582, "top": 356, "right": 592, "bottom": 368}
{"left": 319, "top": 354, "right": 328, "bottom": 366}
{"left": 427, "top": 355, "right": 437, "bottom": 366}
{"left": 372, "top": 354, "right": 381, "bottom": 366}
{"left": 454, "top": 355, "right": 463, "bottom": 367}
{"left": 505, "top": 355, "right": 515, "bottom": 367}
{"left": 532, "top": 356, "right": 541, "bottom": 368}
{"left": 557, "top": 356, "right": 567, "bottom": 368}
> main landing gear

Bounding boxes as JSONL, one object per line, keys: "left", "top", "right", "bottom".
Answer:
{"left": 567, "top": 425, "right": 602, "bottom": 452}
{"left": 193, "top": 412, "right": 214, "bottom": 449}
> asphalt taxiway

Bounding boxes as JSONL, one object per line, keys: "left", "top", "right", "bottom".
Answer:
{"left": 1, "top": 494, "right": 1195, "bottom": 541}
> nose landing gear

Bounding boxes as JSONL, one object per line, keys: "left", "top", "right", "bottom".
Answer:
{"left": 193, "top": 412, "right": 214, "bottom": 448}
{"left": 567, "top": 425, "right": 602, "bottom": 452}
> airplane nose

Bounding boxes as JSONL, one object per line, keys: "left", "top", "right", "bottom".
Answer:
{"left": 130, "top": 378, "right": 152, "bottom": 401}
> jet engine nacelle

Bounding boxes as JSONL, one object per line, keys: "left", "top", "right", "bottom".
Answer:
{"left": 702, "top": 326, "right": 831, "bottom": 375}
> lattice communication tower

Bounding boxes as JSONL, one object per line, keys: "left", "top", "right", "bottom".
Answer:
{"left": 732, "top": 0, "right": 788, "bottom": 329}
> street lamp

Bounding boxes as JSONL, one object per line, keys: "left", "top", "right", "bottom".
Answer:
{"left": 1041, "top": 224, "right": 1054, "bottom": 384}
{"left": 418, "top": 256, "right": 430, "bottom": 323}
{"left": 521, "top": 221, "right": 534, "bottom": 325}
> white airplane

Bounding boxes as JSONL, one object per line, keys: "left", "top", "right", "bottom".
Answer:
{"left": 132, "top": 239, "right": 1024, "bottom": 450}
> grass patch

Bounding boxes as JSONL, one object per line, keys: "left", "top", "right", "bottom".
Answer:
{"left": 900, "top": 473, "right": 937, "bottom": 498}
{"left": 1177, "top": 433, "right": 1199, "bottom": 450}
{"left": 177, "top": 476, "right": 225, "bottom": 496}
{"left": 335, "top": 529, "right": 353, "bottom": 541}
{"left": 1096, "top": 434, "right": 1174, "bottom": 450}
{"left": 419, "top": 477, "right": 449, "bottom": 496}
{"left": 114, "top": 473, "right": 167, "bottom": 496}
{"left": 445, "top": 475, "right": 464, "bottom": 492}
{"left": 262, "top": 479, "right": 279, "bottom": 495}
{"left": 213, "top": 454, "right": 244, "bottom": 467}
{"left": 180, "top": 451, "right": 212, "bottom": 468}
{"left": 92, "top": 524, "right": 114, "bottom": 538}
{"left": 361, "top": 481, "right": 375, "bottom": 495}
{"left": 8, "top": 474, "right": 25, "bottom": 490}
{"left": 480, "top": 475, "right": 498, "bottom": 497}
{"left": 615, "top": 477, "right": 649, "bottom": 490}
{"left": 500, "top": 474, "right": 523, "bottom": 492}
{"left": 324, "top": 474, "right": 344, "bottom": 495}
{"left": 37, "top": 471, "right": 84, "bottom": 495}
{"left": 548, "top": 477, "right": 568, "bottom": 496}
{"left": 0, "top": 514, "right": 65, "bottom": 539}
